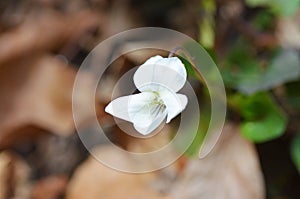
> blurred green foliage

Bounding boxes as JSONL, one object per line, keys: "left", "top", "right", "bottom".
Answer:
{"left": 199, "top": 0, "right": 215, "bottom": 49}
{"left": 221, "top": 40, "right": 300, "bottom": 95}
{"left": 291, "top": 134, "right": 300, "bottom": 173}
{"left": 246, "top": 0, "right": 300, "bottom": 16}
{"left": 194, "top": 0, "right": 300, "bottom": 173}
{"left": 229, "top": 93, "right": 287, "bottom": 142}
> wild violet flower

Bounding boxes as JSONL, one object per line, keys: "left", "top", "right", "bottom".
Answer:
{"left": 105, "top": 55, "right": 188, "bottom": 135}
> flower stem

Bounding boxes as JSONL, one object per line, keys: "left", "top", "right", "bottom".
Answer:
{"left": 168, "top": 46, "right": 206, "bottom": 85}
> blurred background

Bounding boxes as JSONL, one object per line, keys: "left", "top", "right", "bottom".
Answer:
{"left": 0, "top": 0, "right": 300, "bottom": 199}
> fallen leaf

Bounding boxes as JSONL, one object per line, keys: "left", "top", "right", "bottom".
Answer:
{"left": 66, "top": 146, "right": 171, "bottom": 199}
{"left": 0, "top": 55, "right": 96, "bottom": 149}
{"left": 66, "top": 123, "right": 265, "bottom": 199}
{"left": 170, "top": 123, "right": 265, "bottom": 199}
{"left": 0, "top": 9, "right": 99, "bottom": 65}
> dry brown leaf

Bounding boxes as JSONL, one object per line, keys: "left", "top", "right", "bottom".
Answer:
{"left": 66, "top": 146, "right": 171, "bottom": 199}
{"left": 169, "top": 123, "right": 265, "bottom": 199}
{"left": 0, "top": 55, "right": 96, "bottom": 149}
{"left": 0, "top": 9, "right": 100, "bottom": 65}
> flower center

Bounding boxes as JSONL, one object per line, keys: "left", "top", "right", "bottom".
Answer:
{"left": 150, "top": 94, "right": 166, "bottom": 117}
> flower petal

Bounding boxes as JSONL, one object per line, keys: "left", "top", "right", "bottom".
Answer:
{"left": 105, "top": 95, "right": 132, "bottom": 122}
{"left": 105, "top": 92, "right": 167, "bottom": 135}
{"left": 158, "top": 90, "right": 188, "bottom": 123}
{"left": 134, "top": 55, "right": 187, "bottom": 93}
{"left": 133, "top": 110, "right": 167, "bottom": 135}
{"left": 128, "top": 92, "right": 167, "bottom": 135}
{"left": 105, "top": 92, "right": 157, "bottom": 122}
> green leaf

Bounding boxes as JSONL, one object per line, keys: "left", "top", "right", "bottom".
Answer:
{"left": 246, "top": 0, "right": 300, "bottom": 16}
{"left": 229, "top": 93, "right": 287, "bottom": 142}
{"left": 291, "top": 134, "right": 300, "bottom": 174}
{"left": 222, "top": 46, "right": 300, "bottom": 95}
{"left": 241, "top": 111, "right": 286, "bottom": 142}
{"left": 262, "top": 50, "right": 300, "bottom": 88}
{"left": 240, "top": 50, "right": 300, "bottom": 94}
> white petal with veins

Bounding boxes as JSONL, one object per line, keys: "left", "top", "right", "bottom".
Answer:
{"left": 133, "top": 110, "right": 167, "bottom": 135}
{"left": 158, "top": 89, "right": 188, "bottom": 123}
{"left": 128, "top": 92, "right": 167, "bottom": 135}
{"left": 134, "top": 55, "right": 187, "bottom": 93}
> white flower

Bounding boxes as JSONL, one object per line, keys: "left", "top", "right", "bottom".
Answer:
{"left": 105, "top": 55, "right": 188, "bottom": 135}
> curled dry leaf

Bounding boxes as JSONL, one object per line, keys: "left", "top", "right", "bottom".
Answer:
{"left": 0, "top": 55, "right": 96, "bottom": 149}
